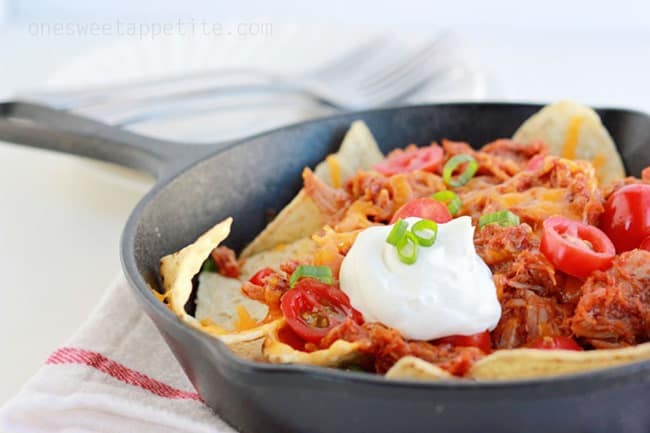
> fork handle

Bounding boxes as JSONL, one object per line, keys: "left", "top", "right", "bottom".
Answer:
{"left": 22, "top": 68, "right": 283, "bottom": 110}
{"left": 86, "top": 81, "right": 332, "bottom": 126}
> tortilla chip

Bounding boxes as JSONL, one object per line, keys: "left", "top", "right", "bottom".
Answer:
{"left": 159, "top": 217, "right": 276, "bottom": 347}
{"left": 469, "top": 342, "right": 650, "bottom": 380}
{"left": 240, "top": 237, "right": 318, "bottom": 281}
{"left": 385, "top": 356, "right": 454, "bottom": 381}
{"left": 158, "top": 117, "right": 647, "bottom": 379}
{"left": 313, "top": 120, "right": 385, "bottom": 184}
{"left": 195, "top": 272, "right": 268, "bottom": 330}
{"left": 227, "top": 338, "right": 266, "bottom": 362}
{"left": 262, "top": 319, "right": 363, "bottom": 367}
{"left": 240, "top": 120, "right": 383, "bottom": 258}
{"left": 513, "top": 100, "right": 625, "bottom": 185}
{"left": 160, "top": 218, "right": 233, "bottom": 317}
{"left": 239, "top": 191, "right": 324, "bottom": 260}
{"left": 216, "top": 322, "right": 279, "bottom": 345}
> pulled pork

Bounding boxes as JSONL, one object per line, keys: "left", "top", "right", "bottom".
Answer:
{"left": 241, "top": 262, "right": 296, "bottom": 319}
{"left": 571, "top": 250, "right": 650, "bottom": 348}
{"left": 491, "top": 289, "right": 573, "bottom": 349}
{"left": 474, "top": 224, "right": 573, "bottom": 349}
{"left": 443, "top": 138, "right": 547, "bottom": 181}
{"left": 458, "top": 156, "right": 603, "bottom": 231}
{"left": 244, "top": 135, "right": 650, "bottom": 374}
{"left": 601, "top": 166, "right": 650, "bottom": 198}
{"left": 303, "top": 167, "right": 446, "bottom": 231}
{"left": 321, "top": 320, "right": 485, "bottom": 376}
{"left": 210, "top": 246, "right": 240, "bottom": 278}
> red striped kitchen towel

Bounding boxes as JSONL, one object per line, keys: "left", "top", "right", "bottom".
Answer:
{"left": 0, "top": 275, "right": 235, "bottom": 433}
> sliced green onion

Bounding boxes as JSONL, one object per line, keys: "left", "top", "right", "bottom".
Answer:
{"left": 201, "top": 258, "right": 218, "bottom": 273}
{"left": 386, "top": 219, "right": 408, "bottom": 246}
{"left": 411, "top": 219, "right": 438, "bottom": 247}
{"left": 396, "top": 231, "right": 418, "bottom": 265}
{"left": 289, "top": 265, "right": 334, "bottom": 288}
{"left": 432, "top": 190, "right": 462, "bottom": 216}
{"left": 478, "top": 210, "right": 520, "bottom": 229}
{"left": 443, "top": 154, "right": 478, "bottom": 187}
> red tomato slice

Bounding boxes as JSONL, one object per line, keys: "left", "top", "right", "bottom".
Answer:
{"left": 640, "top": 236, "right": 650, "bottom": 251}
{"left": 601, "top": 184, "right": 650, "bottom": 252}
{"left": 373, "top": 145, "right": 443, "bottom": 176}
{"left": 280, "top": 279, "right": 363, "bottom": 343}
{"left": 436, "top": 331, "right": 492, "bottom": 353}
{"left": 527, "top": 336, "right": 583, "bottom": 351}
{"left": 248, "top": 267, "right": 274, "bottom": 286}
{"left": 390, "top": 198, "right": 452, "bottom": 224}
{"left": 277, "top": 324, "right": 307, "bottom": 351}
{"left": 540, "top": 216, "right": 615, "bottom": 278}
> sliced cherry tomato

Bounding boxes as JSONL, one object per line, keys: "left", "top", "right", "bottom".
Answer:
{"left": 600, "top": 184, "right": 650, "bottom": 252}
{"left": 248, "top": 267, "right": 274, "bottom": 286}
{"left": 540, "top": 216, "right": 615, "bottom": 278}
{"left": 436, "top": 331, "right": 492, "bottom": 353}
{"left": 390, "top": 198, "right": 452, "bottom": 224}
{"left": 373, "top": 145, "right": 443, "bottom": 176}
{"left": 640, "top": 236, "right": 650, "bottom": 251}
{"left": 280, "top": 279, "right": 363, "bottom": 343}
{"left": 277, "top": 324, "right": 307, "bottom": 351}
{"left": 527, "top": 336, "right": 583, "bottom": 351}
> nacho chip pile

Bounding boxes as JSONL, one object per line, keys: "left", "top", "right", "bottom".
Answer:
{"left": 158, "top": 103, "right": 650, "bottom": 382}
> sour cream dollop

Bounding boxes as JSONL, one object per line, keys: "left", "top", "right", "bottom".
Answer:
{"left": 339, "top": 216, "right": 501, "bottom": 340}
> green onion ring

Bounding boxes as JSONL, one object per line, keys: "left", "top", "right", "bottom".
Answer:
{"left": 478, "top": 210, "right": 520, "bottom": 229}
{"left": 431, "top": 190, "right": 462, "bottom": 216}
{"left": 289, "top": 265, "right": 334, "bottom": 288}
{"left": 386, "top": 219, "right": 408, "bottom": 246}
{"left": 411, "top": 219, "right": 438, "bottom": 247}
{"left": 443, "top": 154, "right": 478, "bottom": 187}
{"left": 396, "top": 231, "right": 418, "bottom": 265}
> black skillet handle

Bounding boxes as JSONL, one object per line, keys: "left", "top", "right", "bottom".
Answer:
{"left": 0, "top": 101, "right": 215, "bottom": 179}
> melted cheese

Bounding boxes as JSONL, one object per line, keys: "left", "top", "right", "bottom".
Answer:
{"left": 272, "top": 243, "right": 287, "bottom": 252}
{"left": 498, "top": 188, "right": 565, "bottom": 207}
{"left": 497, "top": 188, "right": 568, "bottom": 219}
{"left": 591, "top": 153, "right": 606, "bottom": 174}
{"left": 152, "top": 290, "right": 167, "bottom": 303}
{"left": 233, "top": 304, "right": 259, "bottom": 331}
{"left": 198, "top": 318, "right": 229, "bottom": 334}
{"left": 561, "top": 116, "right": 584, "bottom": 159}
{"left": 326, "top": 155, "right": 342, "bottom": 188}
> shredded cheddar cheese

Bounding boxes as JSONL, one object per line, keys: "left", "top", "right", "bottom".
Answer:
{"left": 199, "top": 318, "right": 229, "bottom": 334}
{"left": 561, "top": 116, "right": 584, "bottom": 159}
{"left": 591, "top": 153, "right": 606, "bottom": 173}
{"left": 326, "top": 155, "right": 342, "bottom": 188}
{"left": 272, "top": 243, "right": 287, "bottom": 252}
{"left": 497, "top": 188, "right": 570, "bottom": 220}
{"left": 233, "top": 304, "right": 259, "bottom": 331}
{"left": 498, "top": 188, "right": 565, "bottom": 208}
{"left": 152, "top": 290, "right": 167, "bottom": 303}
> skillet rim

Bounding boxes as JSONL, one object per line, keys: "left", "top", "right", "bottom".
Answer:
{"left": 121, "top": 101, "right": 650, "bottom": 390}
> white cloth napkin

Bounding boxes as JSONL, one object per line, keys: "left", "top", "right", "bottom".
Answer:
{"left": 0, "top": 275, "right": 235, "bottom": 433}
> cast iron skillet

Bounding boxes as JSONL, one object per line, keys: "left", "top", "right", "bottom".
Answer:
{"left": 1, "top": 101, "right": 649, "bottom": 433}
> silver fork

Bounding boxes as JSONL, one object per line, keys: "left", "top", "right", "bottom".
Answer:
{"left": 26, "top": 33, "right": 459, "bottom": 126}
{"left": 27, "top": 36, "right": 392, "bottom": 111}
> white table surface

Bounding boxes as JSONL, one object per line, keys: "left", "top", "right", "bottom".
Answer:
{"left": 0, "top": 17, "right": 649, "bottom": 405}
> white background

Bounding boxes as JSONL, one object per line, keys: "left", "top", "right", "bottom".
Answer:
{"left": 1, "top": 0, "right": 649, "bottom": 403}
